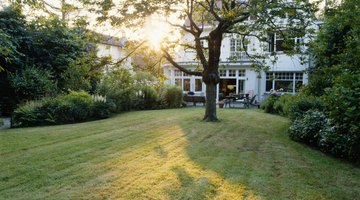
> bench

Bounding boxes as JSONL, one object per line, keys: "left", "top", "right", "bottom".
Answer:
{"left": 183, "top": 95, "right": 206, "bottom": 106}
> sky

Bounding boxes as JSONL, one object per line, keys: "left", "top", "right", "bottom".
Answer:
{"left": 0, "top": 0, "right": 339, "bottom": 50}
{"left": 0, "top": 0, "right": 183, "bottom": 50}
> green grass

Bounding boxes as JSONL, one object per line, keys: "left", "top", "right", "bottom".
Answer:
{"left": 0, "top": 118, "right": 3, "bottom": 126}
{"left": 0, "top": 108, "right": 359, "bottom": 200}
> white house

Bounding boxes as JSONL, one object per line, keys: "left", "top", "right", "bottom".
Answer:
{"left": 163, "top": 25, "right": 310, "bottom": 102}
{"left": 96, "top": 35, "right": 132, "bottom": 72}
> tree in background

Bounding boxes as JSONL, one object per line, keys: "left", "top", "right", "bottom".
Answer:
{"left": 62, "top": 49, "right": 112, "bottom": 93}
{"left": 130, "top": 41, "right": 166, "bottom": 82}
{"left": 9, "top": 66, "right": 57, "bottom": 101}
{"left": 0, "top": 5, "right": 29, "bottom": 114}
{"left": 85, "top": 0, "right": 317, "bottom": 121}
{"left": 306, "top": 0, "right": 360, "bottom": 135}
{"left": 306, "top": 0, "right": 360, "bottom": 96}
{"left": 0, "top": 5, "right": 109, "bottom": 115}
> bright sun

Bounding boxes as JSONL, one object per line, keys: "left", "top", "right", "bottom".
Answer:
{"left": 143, "top": 14, "right": 181, "bottom": 50}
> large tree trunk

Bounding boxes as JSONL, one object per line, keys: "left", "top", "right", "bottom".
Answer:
{"left": 203, "top": 81, "right": 218, "bottom": 121}
{"left": 202, "top": 30, "right": 222, "bottom": 121}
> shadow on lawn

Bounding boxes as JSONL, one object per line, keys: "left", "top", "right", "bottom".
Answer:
{"left": 178, "top": 113, "right": 360, "bottom": 199}
{"left": 166, "top": 167, "right": 215, "bottom": 200}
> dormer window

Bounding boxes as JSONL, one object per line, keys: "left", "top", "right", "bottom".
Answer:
{"left": 230, "top": 35, "right": 248, "bottom": 61}
{"left": 230, "top": 36, "right": 247, "bottom": 52}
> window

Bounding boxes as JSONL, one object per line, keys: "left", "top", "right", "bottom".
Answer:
{"left": 200, "top": 40, "right": 207, "bottom": 48}
{"left": 230, "top": 38, "right": 238, "bottom": 52}
{"left": 195, "top": 79, "right": 202, "bottom": 92}
{"left": 267, "top": 33, "right": 275, "bottom": 52}
{"left": 266, "top": 72, "right": 303, "bottom": 93}
{"left": 174, "top": 69, "right": 182, "bottom": 77}
{"left": 267, "top": 33, "right": 298, "bottom": 52}
{"left": 230, "top": 35, "right": 248, "bottom": 61}
{"left": 275, "top": 34, "right": 295, "bottom": 52}
{"left": 238, "top": 69, "right": 246, "bottom": 77}
{"left": 219, "top": 69, "right": 226, "bottom": 77}
{"left": 238, "top": 80, "right": 245, "bottom": 94}
{"left": 229, "top": 70, "right": 236, "bottom": 77}
{"left": 183, "top": 79, "right": 190, "bottom": 91}
{"left": 295, "top": 72, "right": 303, "bottom": 92}
{"left": 175, "top": 78, "right": 182, "bottom": 87}
{"left": 183, "top": 70, "right": 191, "bottom": 77}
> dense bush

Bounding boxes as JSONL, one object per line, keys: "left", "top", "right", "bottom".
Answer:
{"left": 323, "top": 74, "right": 360, "bottom": 135}
{"left": 260, "top": 94, "right": 279, "bottom": 113}
{"left": 284, "top": 0, "right": 360, "bottom": 163}
{"left": 11, "top": 101, "right": 45, "bottom": 127}
{"left": 289, "top": 110, "right": 328, "bottom": 146}
{"left": 288, "top": 96, "right": 325, "bottom": 121}
{"left": 12, "top": 91, "right": 113, "bottom": 127}
{"left": 319, "top": 127, "right": 360, "bottom": 160}
{"left": 96, "top": 69, "right": 134, "bottom": 112}
{"left": 0, "top": 6, "right": 106, "bottom": 115}
{"left": 9, "top": 66, "right": 57, "bottom": 102}
{"left": 133, "top": 86, "right": 159, "bottom": 110}
{"left": 160, "top": 85, "right": 183, "bottom": 108}
{"left": 92, "top": 100, "right": 115, "bottom": 119}
{"left": 50, "top": 91, "right": 93, "bottom": 122}
{"left": 273, "top": 94, "right": 297, "bottom": 116}
{"left": 288, "top": 109, "right": 360, "bottom": 162}
{"left": 261, "top": 94, "right": 325, "bottom": 121}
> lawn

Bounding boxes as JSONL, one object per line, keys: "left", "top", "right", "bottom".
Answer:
{"left": 0, "top": 108, "right": 359, "bottom": 200}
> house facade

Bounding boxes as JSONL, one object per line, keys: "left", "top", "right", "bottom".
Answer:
{"left": 97, "top": 36, "right": 132, "bottom": 73}
{"left": 163, "top": 27, "right": 310, "bottom": 102}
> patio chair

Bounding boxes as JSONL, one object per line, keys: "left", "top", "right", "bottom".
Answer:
{"left": 235, "top": 95, "right": 257, "bottom": 108}
{"left": 248, "top": 95, "right": 258, "bottom": 107}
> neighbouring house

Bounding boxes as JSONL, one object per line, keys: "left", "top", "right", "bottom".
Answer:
{"left": 97, "top": 35, "right": 132, "bottom": 72}
{"left": 163, "top": 24, "right": 315, "bottom": 103}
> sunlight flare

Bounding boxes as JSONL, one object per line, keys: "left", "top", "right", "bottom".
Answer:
{"left": 143, "top": 14, "right": 182, "bottom": 50}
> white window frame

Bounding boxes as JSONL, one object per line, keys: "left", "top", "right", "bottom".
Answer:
{"left": 266, "top": 72, "right": 304, "bottom": 93}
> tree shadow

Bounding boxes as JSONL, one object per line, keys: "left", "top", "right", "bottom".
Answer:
{"left": 178, "top": 112, "right": 360, "bottom": 199}
{"left": 165, "top": 166, "right": 216, "bottom": 200}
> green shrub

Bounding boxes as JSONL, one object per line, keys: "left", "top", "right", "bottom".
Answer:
{"left": 9, "top": 66, "right": 57, "bottom": 102}
{"left": 160, "top": 85, "right": 183, "bottom": 108}
{"left": 52, "top": 91, "right": 93, "bottom": 122}
{"left": 11, "top": 100, "right": 45, "bottom": 127}
{"left": 273, "top": 94, "right": 296, "bottom": 116}
{"left": 288, "top": 110, "right": 328, "bottom": 146}
{"left": 133, "top": 86, "right": 159, "bottom": 110}
{"left": 289, "top": 109, "right": 360, "bottom": 162}
{"left": 319, "top": 127, "right": 360, "bottom": 160}
{"left": 323, "top": 74, "right": 360, "bottom": 135}
{"left": 288, "top": 96, "right": 325, "bottom": 121}
{"left": 96, "top": 69, "right": 134, "bottom": 112}
{"left": 92, "top": 101, "right": 114, "bottom": 119}
{"left": 11, "top": 91, "right": 115, "bottom": 127}
{"left": 260, "top": 94, "right": 279, "bottom": 113}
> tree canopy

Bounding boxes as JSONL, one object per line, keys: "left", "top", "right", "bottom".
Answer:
{"left": 86, "top": 0, "right": 317, "bottom": 121}
{"left": 0, "top": 5, "right": 109, "bottom": 115}
{"left": 1, "top": 0, "right": 318, "bottom": 121}
{"left": 305, "top": 0, "right": 360, "bottom": 135}
{"left": 306, "top": 0, "right": 360, "bottom": 96}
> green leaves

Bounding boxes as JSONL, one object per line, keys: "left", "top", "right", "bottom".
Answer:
{"left": 9, "top": 66, "right": 57, "bottom": 101}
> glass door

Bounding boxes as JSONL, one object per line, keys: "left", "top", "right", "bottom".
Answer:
{"left": 238, "top": 79, "right": 245, "bottom": 95}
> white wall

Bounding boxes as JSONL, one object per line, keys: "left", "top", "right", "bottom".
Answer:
{"left": 164, "top": 28, "right": 311, "bottom": 102}
{"left": 97, "top": 43, "right": 132, "bottom": 71}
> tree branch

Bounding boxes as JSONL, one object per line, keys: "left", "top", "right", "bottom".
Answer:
{"left": 199, "top": 0, "right": 223, "bottom": 22}
{"left": 162, "top": 49, "right": 202, "bottom": 76}
{"left": 110, "top": 40, "right": 146, "bottom": 66}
